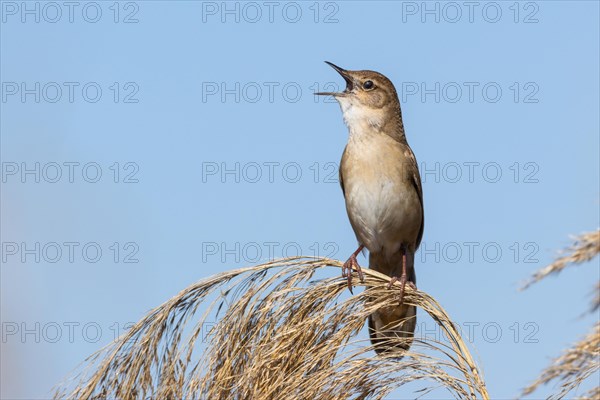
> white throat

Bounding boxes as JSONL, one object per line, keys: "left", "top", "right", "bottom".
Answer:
{"left": 337, "top": 97, "right": 384, "bottom": 137}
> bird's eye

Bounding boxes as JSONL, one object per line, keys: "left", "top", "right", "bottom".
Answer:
{"left": 363, "top": 80, "right": 374, "bottom": 90}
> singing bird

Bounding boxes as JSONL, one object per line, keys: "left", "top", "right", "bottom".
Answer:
{"left": 316, "top": 62, "right": 424, "bottom": 355}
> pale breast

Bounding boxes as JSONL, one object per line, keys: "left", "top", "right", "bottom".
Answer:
{"left": 341, "top": 132, "right": 422, "bottom": 254}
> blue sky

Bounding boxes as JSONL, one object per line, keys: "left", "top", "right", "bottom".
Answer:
{"left": 1, "top": 1, "right": 599, "bottom": 398}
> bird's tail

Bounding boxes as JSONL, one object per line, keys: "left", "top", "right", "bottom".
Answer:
{"left": 368, "top": 251, "right": 417, "bottom": 356}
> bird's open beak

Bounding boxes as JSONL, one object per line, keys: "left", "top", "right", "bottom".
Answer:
{"left": 315, "top": 61, "right": 353, "bottom": 97}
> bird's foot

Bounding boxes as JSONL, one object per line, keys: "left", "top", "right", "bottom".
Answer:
{"left": 342, "top": 248, "right": 365, "bottom": 294}
{"left": 387, "top": 276, "right": 416, "bottom": 305}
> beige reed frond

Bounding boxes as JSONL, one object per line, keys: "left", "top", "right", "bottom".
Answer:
{"left": 54, "top": 257, "right": 489, "bottom": 400}
{"left": 520, "top": 230, "right": 600, "bottom": 290}
{"left": 522, "top": 323, "right": 600, "bottom": 400}
{"left": 576, "top": 386, "right": 600, "bottom": 400}
{"left": 520, "top": 229, "right": 600, "bottom": 399}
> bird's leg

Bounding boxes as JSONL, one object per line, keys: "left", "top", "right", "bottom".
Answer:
{"left": 342, "top": 244, "right": 365, "bottom": 293}
{"left": 387, "top": 245, "right": 416, "bottom": 305}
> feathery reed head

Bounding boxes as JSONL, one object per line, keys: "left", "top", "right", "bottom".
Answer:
{"left": 54, "top": 257, "right": 488, "bottom": 400}
{"left": 521, "top": 230, "right": 600, "bottom": 399}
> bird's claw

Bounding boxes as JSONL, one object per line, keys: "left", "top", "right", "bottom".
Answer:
{"left": 387, "top": 276, "right": 416, "bottom": 305}
{"left": 342, "top": 254, "right": 364, "bottom": 294}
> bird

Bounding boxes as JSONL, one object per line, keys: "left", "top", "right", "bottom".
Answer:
{"left": 316, "top": 61, "right": 424, "bottom": 355}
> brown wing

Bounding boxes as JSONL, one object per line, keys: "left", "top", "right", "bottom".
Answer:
{"left": 339, "top": 145, "right": 348, "bottom": 197}
{"left": 404, "top": 146, "right": 424, "bottom": 249}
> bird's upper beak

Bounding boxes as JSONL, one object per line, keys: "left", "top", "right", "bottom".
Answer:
{"left": 315, "top": 61, "right": 353, "bottom": 97}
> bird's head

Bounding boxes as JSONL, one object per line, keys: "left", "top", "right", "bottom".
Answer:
{"left": 316, "top": 61, "right": 402, "bottom": 133}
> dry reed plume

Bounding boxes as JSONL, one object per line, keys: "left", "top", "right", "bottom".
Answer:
{"left": 521, "top": 230, "right": 600, "bottom": 291}
{"left": 521, "top": 230, "right": 600, "bottom": 399}
{"left": 54, "top": 257, "right": 489, "bottom": 400}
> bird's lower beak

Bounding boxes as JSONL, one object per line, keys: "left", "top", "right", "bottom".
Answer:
{"left": 315, "top": 61, "right": 353, "bottom": 97}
